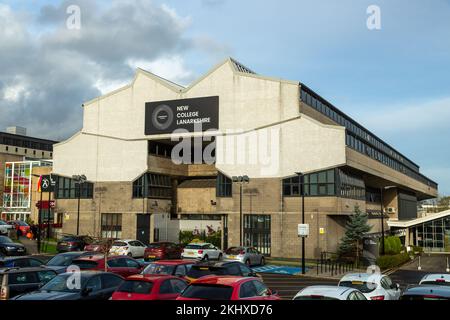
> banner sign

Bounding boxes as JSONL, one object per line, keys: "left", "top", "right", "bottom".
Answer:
{"left": 145, "top": 96, "right": 219, "bottom": 135}
{"left": 38, "top": 175, "right": 56, "bottom": 193}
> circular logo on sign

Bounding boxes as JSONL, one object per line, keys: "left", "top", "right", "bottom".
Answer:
{"left": 151, "top": 104, "right": 173, "bottom": 131}
{"left": 42, "top": 179, "right": 49, "bottom": 189}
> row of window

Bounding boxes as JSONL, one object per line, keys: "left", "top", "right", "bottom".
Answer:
{"left": 338, "top": 170, "right": 366, "bottom": 201}
{"left": 132, "top": 173, "right": 173, "bottom": 199}
{"left": 216, "top": 173, "right": 232, "bottom": 197}
{"left": 148, "top": 140, "right": 216, "bottom": 164}
{"left": 2, "top": 145, "right": 52, "bottom": 157}
{"left": 55, "top": 176, "right": 94, "bottom": 199}
{"left": 0, "top": 134, "right": 54, "bottom": 151}
{"left": 300, "top": 87, "right": 436, "bottom": 189}
{"left": 283, "top": 169, "right": 336, "bottom": 197}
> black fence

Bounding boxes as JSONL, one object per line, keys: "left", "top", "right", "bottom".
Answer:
{"left": 316, "top": 251, "right": 356, "bottom": 276}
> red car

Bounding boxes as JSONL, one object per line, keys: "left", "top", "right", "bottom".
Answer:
{"left": 141, "top": 260, "right": 195, "bottom": 278}
{"left": 8, "top": 221, "right": 30, "bottom": 236}
{"left": 177, "top": 276, "right": 280, "bottom": 301}
{"left": 71, "top": 254, "right": 144, "bottom": 278}
{"left": 84, "top": 239, "right": 116, "bottom": 252}
{"left": 144, "top": 242, "right": 183, "bottom": 261}
{"left": 111, "top": 274, "right": 188, "bottom": 300}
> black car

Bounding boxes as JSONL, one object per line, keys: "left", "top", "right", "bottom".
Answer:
{"left": 0, "top": 236, "right": 26, "bottom": 256}
{"left": 56, "top": 235, "right": 94, "bottom": 253}
{"left": 186, "top": 261, "right": 258, "bottom": 282}
{"left": 0, "top": 267, "right": 57, "bottom": 300}
{"left": 0, "top": 256, "right": 44, "bottom": 269}
{"left": 13, "top": 271, "right": 124, "bottom": 300}
{"left": 400, "top": 285, "right": 450, "bottom": 300}
{"left": 45, "top": 251, "right": 96, "bottom": 274}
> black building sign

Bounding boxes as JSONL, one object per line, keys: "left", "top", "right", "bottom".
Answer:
{"left": 145, "top": 96, "right": 219, "bottom": 135}
{"left": 40, "top": 175, "right": 56, "bottom": 193}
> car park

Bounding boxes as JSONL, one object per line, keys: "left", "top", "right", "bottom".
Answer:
{"left": 7, "top": 221, "right": 30, "bottom": 237}
{"left": 111, "top": 274, "right": 188, "bottom": 300}
{"left": 181, "top": 243, "right": 222, "bottom": 261}
{"left": 144, "top": 242, "right": 183, "bottom": 261}
{"left": 56, "top": 235, "right": 94, "bottom": 252}
{"left": 45, "top": 252, "right": 97, "bottom": 274}
{"left": 293, "top": 286, "right": 367, "bottom": 300}
{"left": 0, "top": 267, "right": 57, "bottom": 300}
{"left": 141, "top": 260, "right": 195, "bottom": 278}
{"left": 0, "top": 221, "right": 14, "bottom": 236}
{"left": 419, "top": 274, "right": 450, "bottom": 286}
{"left": 223, "top": 247, "right": 265, "bottom": 266}
{"left": 72, "top": 254, "right": 144, "bottom": 277}
{"left": 0, "top": 236, "right": 27, "bottom": 256}
{"left": 338, "top": 273, "right": 401, "bottom": 300}
{"left": 185, "top": 261, "right": 257, "bottom": 283}
{"left": 0, "top": 256, "right": 44, "bottom": 268}
{"left": 177, "top": 276, "right": 280, "bottom": 300}
{"left": 400, "top": 285, "right": 450, "bottom": 300}
{"left": 12, "top": 271, "right": 124, "bottom": 300}
{"left": 109, "top": 239, "right": 147, "bottom": 258}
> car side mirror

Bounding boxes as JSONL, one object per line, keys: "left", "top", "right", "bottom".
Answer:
{"left": 270, "top": 290, "right": 278, "bottom": 296}
{"left": 249, "top": 272, "right": 257, "bottom": 277}
{"left": 82, "top": 287, "right": 93, "bottom": 296}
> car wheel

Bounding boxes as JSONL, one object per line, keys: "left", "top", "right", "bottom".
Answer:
{"left": 203, "top": 255, "right": 209, "bottom": 262}
{"left": 127, "top": 252, "right": 133, "bottom": 257}
{"left": 260, "top": 257, "right": 265, "bottom": 266}
{"left": 245, "top": 259, "right": 251, "bottom": 267}
{"left": 218, "top": 254, "right": 223, "bottom": 261}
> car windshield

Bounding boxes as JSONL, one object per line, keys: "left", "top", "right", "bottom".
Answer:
{"left": 147, "top": 243, "right": 164, "bottom": 249}
{"left": 17, "top": 221, "right": 28, "bottom": 226}
{"left": 0, "top": 221, "right": 7, "bottom": 225}
{"left": 47, "top": 254, "right": 78, "bottom": 267}
{"left": 112, "top": 241, "right": 127, "bottom": 247}
{"left": 187, "top": 266, "right": 226, "bottom": 279}
{"left": 421, "top": 281, "right": 450, "bottom": 286}
{"left": 181, "top": 284, "right": 233, "bottom": 300}
{"left": 401, "top": 294, "right": 450, "bottom": 301}
{"left": 339, "top": 281, "right": 376, "bottom": 293}
{"left": 225, "top": 247, "right": 244, "bottom": 255}
{"left": 185, "top": 244, "right": 206, "bottom": 250}
{"left": 142, "top": 263, "right": 175, "bottom": 275}
{"left": 41, "top": 274, "right": 88, "bottom": 293}
{"left": 0, "top": 236, "right": 13, "bottom": 244}
{"left": 118, "top": 280, "right": 153, "bottom": 294}
{"left": 72, "top": 260, "right": 98, "bottom": 269}
{"left": 294, "top": 295, "right": 339, "bottom": 300}
{"left": 61, "top": 236, "right": 78, "bottom": 241}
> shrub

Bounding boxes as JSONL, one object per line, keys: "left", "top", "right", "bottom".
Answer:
{"left": 179, "top": 230, "right": 222, "bottom": 248}
{"left": 382, "top": 236, "right": 403, "bottom": 255}
{"left": 376, "top": 253, "right": 411, "bottom": 270}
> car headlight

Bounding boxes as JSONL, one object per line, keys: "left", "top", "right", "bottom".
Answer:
{"left": 6, "top": 246, "right": 16, "bottom": 250}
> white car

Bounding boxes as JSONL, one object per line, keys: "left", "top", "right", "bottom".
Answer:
{"left": 0, "top": 220, "right": 14, "bottom": 236}
{"left": 419, "top": 274, "right": 450, "bottom": 286}
{"left": 109, "top": 239, "right": 147, "bottom": 258}
{"left": 338, "top": 273, "right": 401, "bottom": 300}
{"left": 293, "top": 285, "right": 367, "bottom": 300}
{"left": 181, "top": 243, "right": 222, "bottom": 261}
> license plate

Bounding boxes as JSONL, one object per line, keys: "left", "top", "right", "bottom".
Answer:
{"left": 60, "top": 242, "right": 67, "bottom": 246}
{"left": 187, "top": 252, "right": 195, "bottom": 255}
{"left": 148, "top": 255, "right": 156, "bottom": 259}
{"left": 228, "top": 255, "right": 236, "bottom": 259}
{"left": 18, "top": 248, "right": 24, "bottom": 251}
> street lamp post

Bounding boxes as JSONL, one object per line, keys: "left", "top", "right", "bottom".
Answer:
{"left": 296, "top": 172, "right": 306, "bottom": 275}
{"left": 232, "top": 175, "right": 250, "bottom": 247}
{"left": 73, "top": 175, "right": 87, "bottom": 235}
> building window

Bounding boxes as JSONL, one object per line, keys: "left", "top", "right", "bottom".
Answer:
{"left": 244, "top": 215, "right": 271, "bottom": 256}
{"left": 338, "top": 169, "right": 365, "bottom": 200}
{"left": 282, "top": 169, "right": 336, "bottom": 197}
{"left": 132, "top": 173, "right": 172, "bottom": 199}
{"left": 101, "top": 213, "right": 122, "bottom": 239}
{"left": 55, "top": 176, "right": 94, "bottom": 199}
{"left": 366, "top": 187, "right": 381, "bottom": 203}
{"left": 216, "top": 172, "right": 232, "bottom": 197}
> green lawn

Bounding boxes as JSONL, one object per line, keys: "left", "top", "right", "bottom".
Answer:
{"left": 39, "top": 242, "right": 58, "bottom": 254}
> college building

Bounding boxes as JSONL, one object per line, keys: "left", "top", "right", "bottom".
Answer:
{"left": 51, "top": 58, "right": 438, "bottom": 259}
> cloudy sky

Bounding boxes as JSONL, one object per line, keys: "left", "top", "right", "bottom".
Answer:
{"left": 0, "top": 0, "right": 449, "bottom": 194}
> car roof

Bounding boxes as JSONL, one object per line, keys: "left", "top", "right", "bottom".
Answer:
{"left": 60, "top": 270, "right": 114, "bottom": 278}
{"left": 296, "top": 286, "right": 357, "bottom": 298}
{"left": 403, "top": 285, "right": 450, "bottom": 297}
{"left": 116, "top": 239, "right": 137, "bottom": 242}
{"left": 0, "top": 256, "right": 41, "bottom": 261}
{"left": 74, "top": 254, "right": 129, "bottom": 261}
{"left": 0, "top": 266, "right": 52, "bottom": 274}
{"left": 152, "top": 260, "right": 195, "bottom": 265}
{"left": 186, "top": 242, "right": 210, "bottom": 245}
{"left": 340, "top": 273, "right": 383, "bottom": 282}
{"left": 192, "top": 261, "right": 239, "bottom": 268}
{"left": 192, "top": 275, "right": 253, "bottom": 286}
{"left": 420, "top": 274, "right": 450, "bottom": 283}
{"left": 126, "top": 274, "right": 176, "bottom": 282}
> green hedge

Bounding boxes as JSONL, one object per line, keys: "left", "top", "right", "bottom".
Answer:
{"left": 376, "top": 253, "right": 411, "bottom": 270}
{"left": 382, "top": 236, "right": 403, "bottom": 255}
{"left": 179, "top": 230, "right": 221, "bottom": 247}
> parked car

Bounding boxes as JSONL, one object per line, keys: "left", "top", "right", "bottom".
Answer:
{"left": 400, "top": 285, "right": 450, "bottom": 300}
{"left": 71, "top": 254, "right": 144, "bottom": 277}
{"left": 177, "top": 276, "right": 280, "bottom": 300}
{"left": 7, "top": 221, "right": 30, "bottom": 236}
{"left": 181, "top": 243, "right": 222, "bottom": 261}
{"left": 141, "top": 260, "right": 195, "bottom": 278}
{"left": 338, "top": 273, "right": 401, "bottom": 300}
{"left": 224, "top": 247, "right": 265, "bottom": 266}
{"left": 0, "top": 236, "right": 27, "bottom": 257}
{"left": 144, "top": 242, "right": 183, "bottom": 261}
{"left": 0, "top": 267, "right": 57, "bottom": 300}
{"left": 111, "top": 274, "right": 188, "bottom": 300}
{"left": 56, "top": 235, "right": 94, "bottom": 252}
{"left": 12, "top": 271, "right": 124, "bottom": 300}
{"left": 0, "top": 220, "right": 14, "bottom": 236}
{"left": 84, "top": 239, "right": 115, "bottom": 253}
{"left": 185, "top": 261, "right": 257, "bottom": 283}
{"left": 0, "top": 256, "right": 44, "bottom": 268}
{"left": 293, "top": 286, "right": 367, "bottom": 300}
{"left": 45, "top": 252, "right": 96, "bottom": 274}
{"left": 109, "top": 239, "right": 147, "bottom": 258}
{"left": 419, "top": 274, "right": 450, "bottom": 286}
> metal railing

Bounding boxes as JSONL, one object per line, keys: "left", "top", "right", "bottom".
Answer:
{"left": 316, "top": 252, "right": 356, "bottom": 276}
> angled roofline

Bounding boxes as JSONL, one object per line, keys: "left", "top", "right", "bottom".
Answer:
{"left": 388, "top": 209, "right": 450, "bottom": 228}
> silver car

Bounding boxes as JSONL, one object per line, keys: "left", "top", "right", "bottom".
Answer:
{"left": 223, "top": 246, "right": 265, "bottom": 266}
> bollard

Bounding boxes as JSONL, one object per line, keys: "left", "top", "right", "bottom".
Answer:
{"left": 418, "top": 256, "right": 422, "bottom": 271}
{"left": 446, "top": 257, "right": 449, "bottom": 273}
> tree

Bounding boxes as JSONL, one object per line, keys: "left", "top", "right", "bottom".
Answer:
{"left": 338, "top": 206, "right": 372, "bottom": 267}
